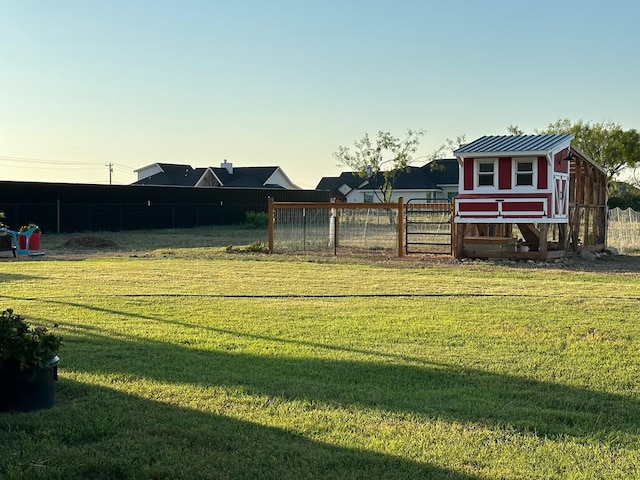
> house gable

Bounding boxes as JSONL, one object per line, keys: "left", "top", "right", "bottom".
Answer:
{"left": 135, "top": 163, "right": 164, "bottom": 181}
{"left": 316, "top": 172, "right": 366, "bottom": 200}
{"left": 133, "top": 163, "right": 207, "bottom": 186}
{"left": 264, "top": 167, "right": 300, "bottom": 190}
{"left": 209, "top": 165, "right": 292, "bottom": 188}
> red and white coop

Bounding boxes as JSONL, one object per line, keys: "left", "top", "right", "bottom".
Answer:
{"left": 452, "top": 134, "right": 608, "bottom": 260}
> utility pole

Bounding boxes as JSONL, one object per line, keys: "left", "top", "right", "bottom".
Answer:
{"left": 106, "top": 163, "right": 113, "bottom": 185}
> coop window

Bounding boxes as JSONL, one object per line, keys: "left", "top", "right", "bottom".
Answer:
{"left": 477, "top": 161, "right": 495, "bottom": 187}
{"left": 516, "top": 161, "right": 534, "bottom": 186}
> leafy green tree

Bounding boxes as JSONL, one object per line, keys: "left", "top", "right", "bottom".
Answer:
{"left": 608, "top": 181, "right": 640, "bottom": 210}
{"left": 536, "top": 119, "right": 640, "bottom": 183}
{"left": 421, "top": 134, "right": 468, "bottom": 177}
{"left": 506, "top": 124, "right": 524, "bottom": 135}
{"left": 333, "top": 129, "right": 425, "bottom": 202}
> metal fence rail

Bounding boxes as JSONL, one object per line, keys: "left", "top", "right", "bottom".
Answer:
{"left": 405, "top": 199, "right": 453, "bottom": 254}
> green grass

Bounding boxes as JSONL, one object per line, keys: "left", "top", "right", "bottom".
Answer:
{"left": 1, "top": 229, "right": 640, "bottom": 479}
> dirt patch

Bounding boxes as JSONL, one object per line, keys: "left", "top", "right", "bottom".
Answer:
{"left": 62, "top": 236, "right": 118, "bottom": 249}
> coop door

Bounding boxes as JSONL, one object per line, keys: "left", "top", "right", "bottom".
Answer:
{"left": 553, "top": 174, "right": 569, "bottom": 218}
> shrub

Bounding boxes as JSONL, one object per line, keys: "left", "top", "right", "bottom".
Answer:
{"left": 244, "top": 211, "right": 268, "bottom": 229}
{"left": 245, "top": 241, "right": 267, "bottom": 253}
{"left": 0, "top": 309, "right": 61, "bottom": 369}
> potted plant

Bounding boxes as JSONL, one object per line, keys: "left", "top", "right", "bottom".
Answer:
{"left": 18, "top": 223, "right": 41, "bottom": 251}
{"left": 0, "top": 308, "right": 61, "bottom": 412}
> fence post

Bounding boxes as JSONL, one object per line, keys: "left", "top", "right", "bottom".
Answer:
{"left": 268, "top": 197, "right": 274, "bottom": 254}
{"left": 328, "top": 198, "right": 337, "bottom": 253}
{"left": 397, "top": 197, "right": 404, "bottom": 257}
{"left": 334, "top": 204, "right": 339, "bottom": 256}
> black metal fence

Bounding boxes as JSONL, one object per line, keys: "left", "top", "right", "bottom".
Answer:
{"left": 0, "top": 181, "right": 329, "bottom": 233}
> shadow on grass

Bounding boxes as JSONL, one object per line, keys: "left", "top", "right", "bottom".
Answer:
{"left": 0, "top": 273, "right": 45, "bottom": 283}
{"left": 0, "top": 379, "right": 479, "bottom": 480}
{"left": 65, "top": 326, "right": 640, "bottom": 442}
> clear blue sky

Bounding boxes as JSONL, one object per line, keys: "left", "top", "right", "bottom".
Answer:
{"left": 1, "top": 1, "right": 639, "bottom": 188}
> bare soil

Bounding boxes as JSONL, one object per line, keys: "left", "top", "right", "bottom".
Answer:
{"left": 3, "top": 228, "right": 639, "bottom": 273}
{"left": 62, "top": 236, "right": 119, "bottom": 249}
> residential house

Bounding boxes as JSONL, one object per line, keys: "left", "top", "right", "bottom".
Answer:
{"left": 316, "top": 159, "right": 459, "bottom": 203}
{"left": 134, "top": 161, "right": 300, "bottom": 189}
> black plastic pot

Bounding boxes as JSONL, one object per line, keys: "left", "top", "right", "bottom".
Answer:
{"left": 0, "top": 356, "right": 59, "bottom": 412}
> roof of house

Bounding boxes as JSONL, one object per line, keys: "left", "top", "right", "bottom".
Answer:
{"left": 454, "top": 134, "right": 574, "bottom": 156}
{"left": 134, "top": 163, "right": 285, "bottom": 188}
{"left": 316, "top": 159, "right": 458, "bottom": 193}
{"left": 209, "top": 166, "right": 281, "bottom": 188}
{"left": 134, "top": 164, "right": 207, "bottom": 186}
{"left": 419, "top": 158, "right": 459, "bottom": 187}
{"left": 315, "top": 172, "right": 365, "bottom": 192}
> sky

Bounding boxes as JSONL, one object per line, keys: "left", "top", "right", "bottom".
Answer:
{"left": 1, "top": 1, "right": 639, "bottom": 189}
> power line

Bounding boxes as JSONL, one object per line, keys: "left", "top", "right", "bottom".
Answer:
{"left": 0, "top": 155, "right": 135, "bottom": 170}
{"left": 0, "top": 155, "right": 103, "bottom": 166}
{"left": 0, "top": 164, "right": 105, "bottom": 171}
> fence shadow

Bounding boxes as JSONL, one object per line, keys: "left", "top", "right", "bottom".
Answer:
{"left": 66, "top": 327, "right": 640, "bottom": 441}
{"left": 0, "top": 273, "right": 45, "bottom": 283}
{"left": 1, "top": 379, "right": 481, "bottom": 480}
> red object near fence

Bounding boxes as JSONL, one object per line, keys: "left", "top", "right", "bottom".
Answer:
{"left": 19, "top": 232, "right": 41, "bottom": 250}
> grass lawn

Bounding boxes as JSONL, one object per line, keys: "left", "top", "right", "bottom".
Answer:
{"left": 1, "top": 228, "right": 640, "bottom": 479}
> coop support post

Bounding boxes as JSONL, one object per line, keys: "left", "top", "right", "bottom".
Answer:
{"left": 397, "top": 197, "right": 405, "bottom": 257}
{"left": 268, "top": 197, "right": 274, "bottom": 254}
{"left": 539, "top": 223, "right": 548, "bottom": 259}
{"left": 455, "top": 223, "right": 465, "bottom": 259}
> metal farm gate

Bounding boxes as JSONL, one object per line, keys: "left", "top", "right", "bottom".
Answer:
{"left": 405, "top": 199, "right": 453, "bottom": 254}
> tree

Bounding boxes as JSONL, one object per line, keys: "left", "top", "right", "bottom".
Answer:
{"left": 430, "top": 134, "right": 467, "bottom": 166}
{"left": 333, "top": 129, "right": 425, "bottom": 202}
{"left": 536, "top": 119, "right": 640, "bottom": 184}
{"left": 506, "top": 124, "right": 524, "bottom": 135}
{"left": 608, "top": 181, "right": 640, "bottom": 210}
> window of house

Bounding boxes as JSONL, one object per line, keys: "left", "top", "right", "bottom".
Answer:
{"left": 477, "top": 161, "right": 495, "bottom": 187}
{"left": 363, "top": 192, "right": 374, "bottom": 203}
{"left": 516, "top": 160, "right": 534, "bottom": 186}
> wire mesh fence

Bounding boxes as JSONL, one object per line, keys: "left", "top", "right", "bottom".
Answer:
{"left": 271, "top": 202, "right": 640, "bottom": 256}
{"left": 271, "top": 204, "right": 400, "bottom": 255}
{"left": 608, "top": 207, "right": 640, "bottom": 253}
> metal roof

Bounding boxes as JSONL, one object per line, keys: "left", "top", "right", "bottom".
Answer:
{"left": 454, "top": 134, "right": 574, "bottom": 156}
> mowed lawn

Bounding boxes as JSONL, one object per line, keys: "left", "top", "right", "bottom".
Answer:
{"left": 1, "top": 230, "right": 640, "bottom": 479}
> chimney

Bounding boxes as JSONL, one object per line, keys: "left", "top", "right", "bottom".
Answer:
{"left": 221, "top": 159, "right": 233, "bottom": 174}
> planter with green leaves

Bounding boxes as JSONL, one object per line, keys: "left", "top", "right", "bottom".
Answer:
{"left": 0, "top": 308, "right": 61, "bottom": 412}
{"left": 18, "top": 223, "right": 41, "bottom": 251}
